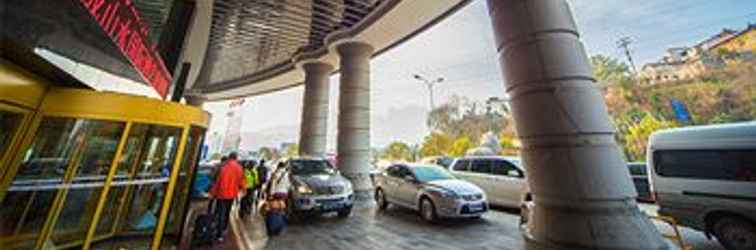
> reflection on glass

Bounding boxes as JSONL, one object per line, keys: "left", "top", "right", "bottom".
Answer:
{"left": 163, "top": 126, "right": 204, "bottom": 245}
{"left": 0, "top": 111, "right": 24, "bottom": 165}
{"left": 0, "top": 117, "right": 124, "bottom": 250}
{"left": 91, "top": 124, "right": 181, "bottom": 249}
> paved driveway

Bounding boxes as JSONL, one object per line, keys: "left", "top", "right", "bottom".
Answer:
{"left": 231, "top": 204, "right": 723, "bottom": 250}
{"left": 237, "top": 206, "right": 525, "bottom": 250}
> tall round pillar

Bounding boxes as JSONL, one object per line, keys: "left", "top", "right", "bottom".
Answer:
{"left": 486, "top": 1, "right": 667, "bottom": 249}
{"left": 335, "top": 41, "right": 374, "bottom": 208}
{"left": 298, "top": 61, "right": 334, "bottom": 157}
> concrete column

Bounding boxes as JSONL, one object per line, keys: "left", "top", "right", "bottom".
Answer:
{"left": 184, "top": 95, "right": 207, "bottom": 108}
{"left": 486, "top": 1, "right": 667, "bottom": 249}
{"left": 298, "top": 61, "right": 334, "bottom": 157}
{"left": 335, "top": 41, "right": 374, "bottom": 208}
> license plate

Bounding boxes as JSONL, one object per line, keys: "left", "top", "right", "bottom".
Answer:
{"left": 321, "top": 202, "right": 341, "bottom": 210}
{"left": 469, "top": 203, "right": 484, "bottom": 212}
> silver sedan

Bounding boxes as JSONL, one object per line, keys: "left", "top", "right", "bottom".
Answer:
{"left": 374, "top": 163, "right": 488, "bottom": 222}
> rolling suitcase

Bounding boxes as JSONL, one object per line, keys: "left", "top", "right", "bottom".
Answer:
{"left": 265, "top": 212, "right": 286, "bottom": 236}
{"left": 192, "top": 199, "right": 217, "bottom": 246}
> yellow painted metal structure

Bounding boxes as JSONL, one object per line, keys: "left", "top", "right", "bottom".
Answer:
{"left": 649, "top": 215, "right": 693, "bottom": 250}
{"left": 0, "top": 59, "right": 209, "bottom": 250}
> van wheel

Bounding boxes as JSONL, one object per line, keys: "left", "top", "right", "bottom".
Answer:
{"left": 713, "top": 217, "right": 756, "bottom": 250}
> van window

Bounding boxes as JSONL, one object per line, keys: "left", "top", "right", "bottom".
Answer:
{"left": 470, "top": 160, "right": 493, "bottom": 174}
{"left": 655, "top": 150, "right": 756, "bottom": 182}
{"left": 452, "top": 160, "right": 470, "bottom": 171}
{"left": 492, "top": 160, "right": 522, "bottom": 177}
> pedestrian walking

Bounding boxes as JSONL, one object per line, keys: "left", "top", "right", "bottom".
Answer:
{"left": 261, "top": 165, "right": 290, "bottom": 236}
{"left": 209, "top": 152, "right": 246, "bottom": 242}
{"left": 239, "top": 160, "right": 258, "bottom": 218}
{"left": 256, "top": 159, "right": 269, "bottom": 202}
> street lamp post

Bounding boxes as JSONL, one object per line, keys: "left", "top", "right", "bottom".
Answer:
{"left": 412, "top": 74, "right": 444, "bottom": 110}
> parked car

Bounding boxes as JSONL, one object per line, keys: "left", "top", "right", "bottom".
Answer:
{"left": 627, "top": 162, "right": 653, "bottom": 202}
{"left": 278, "top": 157, "right": 354, "bottom": 218}
{"left": 447, "top": 156, "right": 526, "bottom": 208}
{"left": 648, "top": 122, "right": 756, "bottom": 250}
{"left": 374, "top": 163, "right": 488, "bottom": 222}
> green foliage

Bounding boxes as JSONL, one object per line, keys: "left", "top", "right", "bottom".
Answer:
{"left": 594, "top": 53, "right": 756, "bottom": 160}
{"left": 590, "top": 55, "right": 632, "bottom": 86}
{"left": 258, "top": 147, "right": 276, "bottom": 160}
{"left": 427, "top": 95, "right": 511, "bottom": 142}
{"left": 284, "top": 144, "right": 299, "bottom": 157}
{"left": 420, "top": 132, "right": 454, "bottom": 157}
{"left": 449, "top": 137, "right": 474, "bottom": 157}
{"left": 383, "top": 141, "right": 414, "bottom": 161}
{"left": 624, "top": 114, "right": 677, "bottom": 161}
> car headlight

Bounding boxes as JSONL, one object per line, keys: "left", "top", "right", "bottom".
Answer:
{"left": 343, "top": 182, "right": 353, "bottom": 194}
{"left": 437, "top": 190, "right": 458, "bottom": 199}
{"left": 297, "top": 184, "right": 313, "bottom": 194}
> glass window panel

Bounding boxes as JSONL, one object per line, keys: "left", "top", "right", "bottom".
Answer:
{"left": 470, "top": 160, "right": 492, "bottom": 174}
{"left": 492, "top": 160, "right": 518, "bottom": 176}
{"left": 0, "top": 117, "right": 124, "bottom": 250}
{"left": 164, "top": 126, "right": 204, "bottom": 245}
{"left": 0, "top": 110, "right": 24, "bottom": 165}
{"left": 452, "top": 160, "right": 470, "bottom": 171}
{"left": 91, "top": 123, "right": 180, "bottom": 249}
{"left": 656, "top": 150, "right": 756, "bottom": 182}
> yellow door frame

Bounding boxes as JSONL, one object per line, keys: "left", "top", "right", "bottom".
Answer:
{"left": 0, "top": 103, "right": 40, "bottom": 203}
{"left": 81, "top": 122, "right": 132, "bottom": 250}
{"left": 150, "top": 125, "right": 190, "bottom": 250}
{"left": 1, "top": 86, "right": 209, "bottom": 249}
{"left": 34, "top": 130, "right": 91, "bottom": 250}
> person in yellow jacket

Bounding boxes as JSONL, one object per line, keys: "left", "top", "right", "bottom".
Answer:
{"left": 239, "top": 160, "right": 258, "bottom": 218}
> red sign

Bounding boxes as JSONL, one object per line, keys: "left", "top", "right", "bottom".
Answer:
{"left": 78, "top": 0, "right": 172, "bottom": 98}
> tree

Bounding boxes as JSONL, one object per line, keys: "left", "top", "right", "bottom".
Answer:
{"left": 479, "top": 132, "right": 501, "bottom": 154}
{"left": 427, "top": 95, "right": 512, "bottom": 142}
{"left": 284, "top": 144, "right": 299, "bottom": 157}
{"left": 624, "top": 114, "right": 677, "bottom": 161}
{"left": 420, "top": 132, "right": 454, "bottom": 157}
{"left": 382, "top": 141, "right": 414, "bottom": 161}
{"left": 499, "top": 131, "right": 519, "bottom": 156}
{"left": 258, "top": 147, "right": 277, "bottom": 160}
{"left": 448, "top": 136, "right": 473, "bottom": 157}
{"left": 590, "top": 54, "right": 632, "bottom": 86}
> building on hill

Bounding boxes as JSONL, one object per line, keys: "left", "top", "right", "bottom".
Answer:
{"left": 640, "top": 24, "right": 755, "bottom": 85}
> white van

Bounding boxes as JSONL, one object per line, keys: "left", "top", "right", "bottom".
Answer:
{"left": 448, "top": 156, "right": 526, "bottom": 208}
{"left": 648, "top": 122, "right": 756, "bottom": 250}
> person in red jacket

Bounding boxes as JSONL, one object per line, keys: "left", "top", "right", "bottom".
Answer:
{"left": 210, "top": 152, "right": 246, "bottom": 242}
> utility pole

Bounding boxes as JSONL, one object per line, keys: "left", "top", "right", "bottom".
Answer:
{"left": 412, "top": 74, "right": 444, "bottom": 110}
{"left": 617, "top": 36, "right": 638, "bottom": 75}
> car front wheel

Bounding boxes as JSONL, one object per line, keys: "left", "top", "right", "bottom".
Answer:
{"left": 420, "top": 197, "right": 437, "bottom": 223}
{"left": 713, "top": 217, "right": 756, "bottom": 250}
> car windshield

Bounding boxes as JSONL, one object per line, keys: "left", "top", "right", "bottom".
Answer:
{"left": 437, "top": 157, "right": 454, "bottom": 168}
{"left": 412, "top": 166, "right": 455, "bottom": 182}
{"left": 289, "top": 160, "right": 336, "bottom": 175}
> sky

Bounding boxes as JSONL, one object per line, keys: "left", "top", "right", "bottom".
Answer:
{"left": 204, "top": 0, "right": 756, "bottom": 151}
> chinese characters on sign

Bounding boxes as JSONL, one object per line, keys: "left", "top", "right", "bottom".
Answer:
{"left": 78, "top": 0, "right": 172, "bottom": 98}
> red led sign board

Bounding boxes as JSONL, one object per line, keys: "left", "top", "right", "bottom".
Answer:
{"left": 79, "top": 0, "right": 172, "bottom": 98}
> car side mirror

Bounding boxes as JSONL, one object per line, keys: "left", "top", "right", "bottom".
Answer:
{"left": 507, "top": 170, "right": 522, "bottom": 178}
